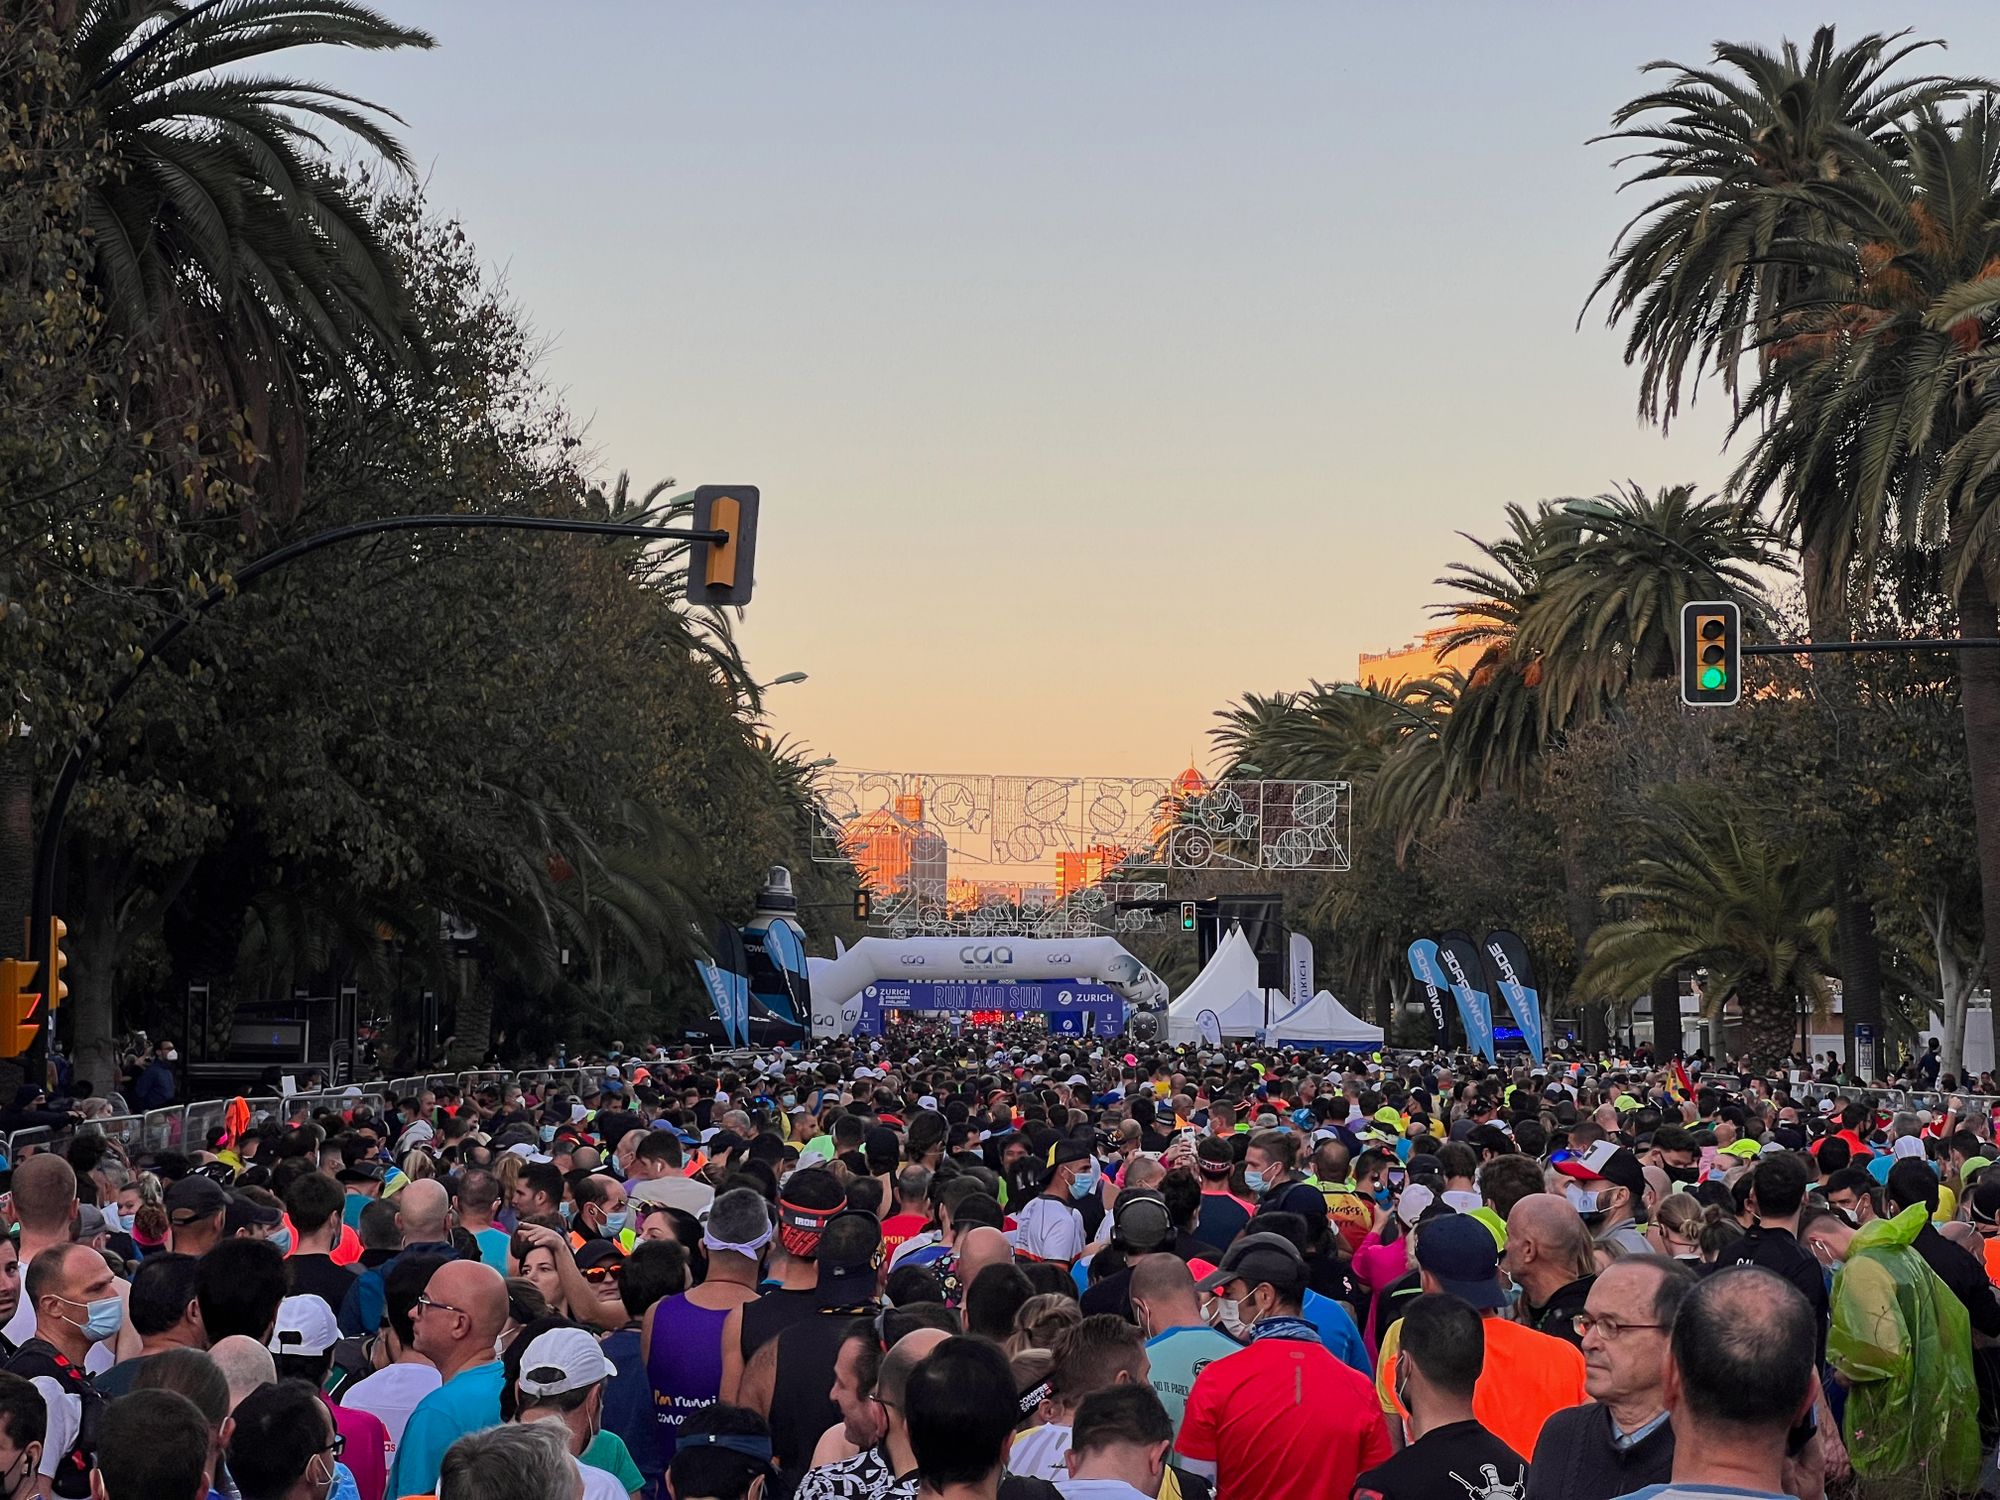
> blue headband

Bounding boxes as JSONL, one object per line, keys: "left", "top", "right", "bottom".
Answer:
{"left": 677, "top": 1433, "right": 774, "bottom": 1463}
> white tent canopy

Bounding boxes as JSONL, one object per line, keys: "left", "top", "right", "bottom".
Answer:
{"left": 1267, "top": 988, "right": 1384, "bottom": 1048}
{"left": 1167, "top": 927, "right": 1276, "bottom": 1042}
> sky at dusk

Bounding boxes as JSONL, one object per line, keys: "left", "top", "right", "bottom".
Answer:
{"left": 315, "top": 3, "right": 2000, "bottom": 779}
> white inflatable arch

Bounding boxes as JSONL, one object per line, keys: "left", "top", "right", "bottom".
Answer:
{"left": 806, "top": 935, "right": 1169, "bottom": 1037}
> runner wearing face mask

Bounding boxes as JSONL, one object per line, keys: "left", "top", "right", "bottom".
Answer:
{"left": 1551, "top": 1140, "right": 1652, "bottom": 1257}
{"left": 3, "top": 1243, "right": 121, "bottom": 1499}
{"left": 1011, "top": 1141, "right": 1095, "bottom": 1266}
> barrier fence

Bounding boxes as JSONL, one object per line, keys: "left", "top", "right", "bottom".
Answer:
{"left": 2, "top": 1065, "right": 612, "bottom": 1166}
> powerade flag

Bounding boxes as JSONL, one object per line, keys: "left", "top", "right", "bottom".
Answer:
{"left": 1405, "top": 939, "right": 1451, "bottom": 1049}
{"left": 694, "top": 960, "right": 738, "bottom": 1045}
{"left": 715, "top": 921, "right": 752, "bottom": 1045}
{"left": 1436, "top": 930, "right": 1497, "bottom": 1063}
{"left": 1478, "top": 928, "right": 1545, "bottom": 1065}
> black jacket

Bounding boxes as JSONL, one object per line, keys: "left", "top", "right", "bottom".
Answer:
{"left": 1525, "top": 1400, "right": 1674, "bottom": 1500}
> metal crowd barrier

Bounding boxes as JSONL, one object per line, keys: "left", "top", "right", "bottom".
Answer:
{"left": 4, "top": 1127, "right": 53, "bottom": 1162}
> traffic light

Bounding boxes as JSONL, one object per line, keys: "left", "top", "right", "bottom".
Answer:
{"left": 1680, "top": 601, "right": 1741, "bottom": 707}
{"left": 46, "top": 917, "right": 67, "bottom": 1009}
{"left": 853, "top": 887, "right": 873, "bottom": 922}
{"left": 0, "top": 960, "right": 41, "bottom": 1058}
{"left": 686, "top": 486, "right": 761, "bottom": 607}
{"left": 1180, "top": 901, "right": 1197, "bottom": 932}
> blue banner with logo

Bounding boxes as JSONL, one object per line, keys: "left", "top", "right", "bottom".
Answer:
{"left": 1405, "top": 939, "right": 1451, "bottom": 1049}
{"left": 857, "top": 980, "right": 1123, "bottom": 1034}
{"left": 1436, "top": 930, "right": 1497, "bottom": 1064}
{"left": 1478, "top": 929, "right": 1544, "bottom": 1064}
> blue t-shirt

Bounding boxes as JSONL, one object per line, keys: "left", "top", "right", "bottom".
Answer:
{"left": 473, "top": 1226, "right": 511, "bottom": 1271}
{"left": 1301, "top": 1288, "right": 1371, "bottom": 1374}
{"left": 386, "top": 1360, "right": 505, "bottom": 1498}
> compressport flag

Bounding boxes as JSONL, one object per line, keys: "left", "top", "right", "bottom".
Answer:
{"left": 1436, "top": 930, "right": 1497, "bottom": 1063}
{"left": 1405, "top": 938, "right": 1451, "bottom": 1050}
{"left": 1287, "top": 932, "right": 1314, "bottom": 1010}
{"left": 1478, "top": 929, "right": 1544, "bottom": 1064}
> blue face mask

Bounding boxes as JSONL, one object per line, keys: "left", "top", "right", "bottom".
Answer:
{"left": 268, "top": 1228, "right": 293, "bottom": 1256}
{"left": 559, "top": 1201, "right": 575, "bottom": 1223}
{"left": 782, "top": 1095, "right": 797, "bottom": 1109}
{"left": 602, "top": 1210, "right": 633, "bottom": 1237}
{"left": 62, "top": 1295, "right": 123, "bottom": 1343}
{"left": 1244, "top": 1169, "right": 1268, "bottom": 1195}
{"left": 1069, "top": 1170, "right": 1097, "bottom": 1201}
{"left": 540, "top": 1124, "right": 558, "bottom": 1143}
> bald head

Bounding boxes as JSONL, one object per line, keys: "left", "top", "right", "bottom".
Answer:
{"left": 428, "top": 1259, "right": 508, "bottom": 1345}
{"left": 396, "top": 1179, "right": 450, "bottom": 1243}
{"left": 1123, "top": 1157, "right": 1166, "bottom": 1192}
{"left": 209, "top": 1335, "right": 276, "bottom": 1411}
{"left": 875, "top": 1327, "right": 951, "bottom": 1407}
{"left": 956, "top": 1227, "right": 1014, "bottom": 1288}
{"left": 1508, "top": 1192, "right": 1596, "bottom": 1278}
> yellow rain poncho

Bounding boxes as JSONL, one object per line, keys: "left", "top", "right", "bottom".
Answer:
{"left": 1827, "top": 1202, "right": 1980, "bottom": 1496}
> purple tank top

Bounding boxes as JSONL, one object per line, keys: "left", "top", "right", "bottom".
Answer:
{"left": 646, "top": 1292, "right": 730, "bottom": 1458}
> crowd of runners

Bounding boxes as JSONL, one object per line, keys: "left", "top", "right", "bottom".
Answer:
{"left": 0, "top": 1024, "right": 1993, "bottom": 1500}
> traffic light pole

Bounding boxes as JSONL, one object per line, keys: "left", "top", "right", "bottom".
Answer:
{"left": 23, "top": 513, "right": 730, "bottom": 1048}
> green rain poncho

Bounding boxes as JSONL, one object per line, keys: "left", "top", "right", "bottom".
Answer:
{"left": 1827, "top": 1202, "right": 1981, "bottom": 1497}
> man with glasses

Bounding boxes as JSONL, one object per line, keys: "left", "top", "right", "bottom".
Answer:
{"left": 226, "top": 1379, "right": 345, "bottom": 1500}
{"left": 385, "top": 1259, "right": 509, "bottom": 1498}
{"left": 1524, "top": 1254, "right": 1693, "bottom": 1500}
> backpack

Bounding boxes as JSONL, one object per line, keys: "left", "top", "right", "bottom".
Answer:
{"left": 5, "top": 1340, "right": 103, "bottom": 1499}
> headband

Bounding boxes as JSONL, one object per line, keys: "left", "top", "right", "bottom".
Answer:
{"left": 702, "top": 1221, "right": 775, "bottom": 1256}
{"left": 777, "top": 1199, "right": 841, "bottom": 1232}
{"left": 1017, "top": 1380, "right": 1053, "bottom": 1418}
{"left": 678, "top": 1433, "right": 774, "bottom": 1462}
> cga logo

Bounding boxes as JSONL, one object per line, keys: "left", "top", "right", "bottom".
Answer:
{"left": 960, "top": 945, "right": 1014, "bottom": 966}
{"left": 900, "top": 956, "right": 927, "bottom": 967}
{"left": 1043, "top": 953, "right": 1072, "bottom": 966}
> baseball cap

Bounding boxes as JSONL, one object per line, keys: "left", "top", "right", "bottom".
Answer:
{"left": 225, "top": 1192, "right": 283, "bottom": 1236}
{"left": 1968, "top": 1176, "right": 2000, "bottom": 1225}
{"left": 1195, "top": 1232, "right": 1308, "bottom": 1296}
{"left": 269, "top": 1295, "right": 340, "bottom": 1358}
{"left": 1111, "top": 1191, "right": 1175, "bottom": 1253}
{"left": 1892, "top": 1135, "right": 1928, "bottom": 1160}
{"left": 336, "top": 1160, "right": 385, "bottom": 1185}
{"left": 1552, "top": 1140, "right": 1648, "bottom": 1197}
{"left": 164, "top": 1175, "right": 230, "bottom": 1224}
{"left": 516, "top": 1327, "right": 618, "bottom": 1399}
{"left": 1414, "top": 1213, "right": 1508, "bottom": 1310}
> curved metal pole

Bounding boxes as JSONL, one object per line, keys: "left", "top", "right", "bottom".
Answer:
{"left": 25, "top": 514, "right": 723, "bottom": 1014}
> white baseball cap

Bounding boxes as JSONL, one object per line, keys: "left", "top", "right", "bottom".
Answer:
{"left": 516, "top": 1327, "right": 619, "bottom": 1399}
{"left": 269, "top": 1295, "right": 340, "bottom": 1358}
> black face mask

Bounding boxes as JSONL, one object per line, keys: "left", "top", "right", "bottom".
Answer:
{"left": 1666, "top": 1165, "right": 1699, "bottom": 1184}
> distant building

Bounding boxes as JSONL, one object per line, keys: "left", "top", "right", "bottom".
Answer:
{"left": 1357, "top": 612, "right": 1486, "bottom": 687}
{"left": 843, "top": 793, "right": 948, "bottom": 903}
{"left": 1055, "top": 844, "right": 1130, "bottom": 898}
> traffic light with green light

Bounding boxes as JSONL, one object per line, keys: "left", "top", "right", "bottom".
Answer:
{"left": 1680, "top": 601, "right": 1741, "bottom": 707}
{"left": 1180, "top": 901, "right": 1197, "bottom": 932}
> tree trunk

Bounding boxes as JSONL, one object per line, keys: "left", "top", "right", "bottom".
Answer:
{"left": 1650, "top": 971, "right": 1680, "bottom": 1056}
{"left": 69, "top": 856, "right": 122, "bottom": 1097}
{"left": 1960, "top": 561, "right": 2000, "bottom": 1008}
{"left": 1735, "top": 976, "right": 1796, "bottom": 1073}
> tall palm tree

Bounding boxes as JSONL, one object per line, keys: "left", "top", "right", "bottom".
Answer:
{"left": 1579, "top": 791, "right": 1836, "bottom": 1069}
{"left": 1734, "top": 102, "right": 2000, "bottom": 1016}
{"left": 1590, "top": 28, "right": 1986, "bottom": 1057}
{"left": 69, "top": 0, "right": 436, "bottom": 495}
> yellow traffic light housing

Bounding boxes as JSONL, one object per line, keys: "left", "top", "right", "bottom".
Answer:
{"left": 0, "top": 960, "right": 42, "bottom": 1058}
{"left": 687, "top": 487, "right": 761, "bottom": 607}
{"left": 1679, "top": 601, "right": 1741, "bottom": 707}
{"left": 47, "top": 918, "right": 67, "bottom": 1010}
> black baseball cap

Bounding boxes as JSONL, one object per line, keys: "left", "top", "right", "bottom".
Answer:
{"left": 1194, "top": 1232, "right": 1307, "bottom": 1297}
{"left": 164, "top": 1175, "right": 230, "bottom": 1223}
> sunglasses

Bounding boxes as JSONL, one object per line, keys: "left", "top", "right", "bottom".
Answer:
{"left": 580, "top": 1264, "right": 624, "bottom": 1285}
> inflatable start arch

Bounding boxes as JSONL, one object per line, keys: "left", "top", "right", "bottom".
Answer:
{"left": 806, "top": 936, "right": 1169, "bottom": 1038}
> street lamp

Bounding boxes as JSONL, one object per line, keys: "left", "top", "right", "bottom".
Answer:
{"left": 758, "top": 672, "right": 809, "bottom": 689}
{"left": 803, "top": 757, "right": 837, "bottom": 770}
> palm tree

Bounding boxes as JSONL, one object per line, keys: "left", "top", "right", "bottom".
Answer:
{"left": 1579, "top": 791, "right": 1836, "bottom": 1069}
{"left": 1515, "top": 484, "right": 1786, "bottom": 729}
{"left": 1587, "top": 26, "right": 1982, "bottom": 433}
{"left": 69, "top": 0, "right": 436, "bottom": 494}
{"left": 1733, "top": 101, "right": 2000, "bottom": 1020}
{"left": 1591, "top": 29, "right": 1988, "bottom": 1058}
